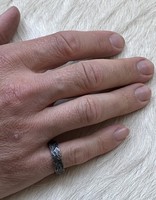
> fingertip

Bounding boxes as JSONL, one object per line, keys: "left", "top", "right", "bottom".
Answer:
{"left": 2, "top": 6, "right": 20, "bottom": 16}
{"left": 0, "top": 6, "right": 20, "bottom": 28}
{"left": 0, "top": 6, "right": 20, "bottom": 44}
{"left": 5, "top": 6, "right": 20, "bottom": 23}
{"left": 113, "top": 126, "right": 130, "bottom": 142}
{"left": 135, "top": 84, "right": 151, "bottom": 102}
{"left": 109, "top": 33, "right": 125, "bottom": 51}
{"left": 10, "top": 6, "right": 20, "bottom": 12}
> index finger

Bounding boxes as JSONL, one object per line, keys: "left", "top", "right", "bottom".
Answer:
{"left": 1, "top": 31, "right": 125, "bottom": 72}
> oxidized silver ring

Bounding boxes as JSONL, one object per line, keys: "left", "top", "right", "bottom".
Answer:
{"left": 48, "top": 140, "right": 65, "bottom": 175}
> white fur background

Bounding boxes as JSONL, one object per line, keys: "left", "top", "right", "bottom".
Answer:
{"left": 1, "top": 0, "right": 156, "bottom": 200}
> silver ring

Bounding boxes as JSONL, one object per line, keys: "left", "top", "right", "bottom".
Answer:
{"left": 48, "top": 140, "right": 65, "bottom": 175}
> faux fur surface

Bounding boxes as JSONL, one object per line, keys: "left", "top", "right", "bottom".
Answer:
{"left": 1, "top": 0, "right": 156, "bottom": 199}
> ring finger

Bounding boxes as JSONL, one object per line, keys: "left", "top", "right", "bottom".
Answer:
{"left": 40, "top": 124, "right": 129, "bottom": 175}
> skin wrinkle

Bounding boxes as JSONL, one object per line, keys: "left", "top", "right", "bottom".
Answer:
{"left": 0, "top": 2, "right": 155, "bottom": 200}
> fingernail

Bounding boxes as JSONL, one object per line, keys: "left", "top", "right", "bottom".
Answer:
{"left": 109, "top": 33, "right": 125, "bottom": 49}
{"left": 114, "top": 127, "right": 129, "bottom": 141}
{"left": 135, "top": 85, "right": 151, "bottom": 101}
{"left": 137, "top": 59, "right": 154, "bottom": 75}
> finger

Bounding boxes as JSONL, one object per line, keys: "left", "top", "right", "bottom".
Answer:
{"left": 34, "top": 83, "right": 151, "bottom": 140}
{"left": 2, "top": 31, "right": 125, "bottom": 72}
{"left": 0, "top": 7, "right": 20, "bottom": 44}
{"left": 37, "top": 57, "right": 154, "bottom": 106}
{"left": 41, "top": 125, "right": 129, "bottom": 174}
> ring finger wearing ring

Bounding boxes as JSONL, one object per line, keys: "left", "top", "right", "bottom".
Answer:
{"left": 41, "top": 125, "right": 130, "bottom": 175}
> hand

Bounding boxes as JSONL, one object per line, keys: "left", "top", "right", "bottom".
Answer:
{"left": 0, "top": 7, "right": 154, "bottom": 198}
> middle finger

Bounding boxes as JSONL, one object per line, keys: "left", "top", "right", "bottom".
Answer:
{"left": 36, "top": 57, "right": 154, "bottom": 107}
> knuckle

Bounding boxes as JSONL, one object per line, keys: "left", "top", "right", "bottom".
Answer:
{"left": 117, "top": 59, "right": 138, "bottom": 82}
{"left": 52, "top": 31, "right": 80, "bottom": 58}
{"left": 70, "top": 144, "right": 87, "bottom": 165}
{"left": 120, "top": 91, "right": 131, "bottom": 109}
{"left": 121, "top": 60, "right": 133, "bottom": 78}
{"left": 78, "top": 61, "right": 102, "bottom": 91}
{"left": 78, "top": 96, "right": 100, "bottom": 124}
{"left": 114, "top": 87, "right": 139, "bottom": 115}
{"left": 0, "top": 118, "right": 31, "bottom": 143}
{"left": 96, "top": 135, "right": 109, "bottom": 154}
{"left": 1, "top": 82, "right": 24, "bottom": 107}
{"left": 1, "top": 158, "right": 22, "bottom": 178}
{"left": 1, "top": 150, "right": 30, "bottom": 180}
{"left": 0, "top": 54, "right": 13, "bottom": 68}
{"left": 0, "top": 77, "right": 34, "bottom": 108}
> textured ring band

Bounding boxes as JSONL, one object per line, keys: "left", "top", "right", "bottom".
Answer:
{"left": 48, "top": 140, "right": 65, "bottom": 175}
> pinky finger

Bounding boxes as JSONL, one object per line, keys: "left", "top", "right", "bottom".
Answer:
{"left": 42, "top": 125, "right": 129, "bottom": 175}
